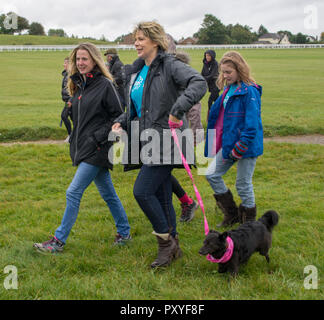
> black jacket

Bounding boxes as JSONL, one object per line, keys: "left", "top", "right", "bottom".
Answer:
{"left": 201, "top": 50, "right": 219, "bottom": 92}
{"left": 116, "top": 51, "right": 207, "bottom": 170}
{"left": 69, "top": 69, "right": 124, "bottom": 169}
{"left": 109, "top": 56, "right": 125, "bottom": 104}
{"left": 61, "top": 70, "right": 70, "bottom": 103}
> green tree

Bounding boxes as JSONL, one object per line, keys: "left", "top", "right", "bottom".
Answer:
{"left": 320, "top": 32, "right": 324, "bottom": 42}
{"left": 28, "top": 22, "right": 45, "bottom": 35}
{"left": 48, "top": 28, "right": 66, "bottom": 37}
{"left": 0, "top": 12, "right": 29, "bottom": 34}
{"left": 16, "top": 14, "right": 29, "bottom": 34}
{"left": 194, "top": 14, "right": 227, "bottom": 44}
{"left": 257, "top": 25, "right": 268, "bottom": 37}
{"left": 230, "top": 24, "right": 256, "bottom": 44}
{"left": 295, "top": 32, "right": 307, "bottom": 44}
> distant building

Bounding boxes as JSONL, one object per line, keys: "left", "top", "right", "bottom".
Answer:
{"left": 256, "top": 33, "right": 290, "bottom": 44}
{"left": 119, "top": 33, "right": 134, "bottom": 45}
{"left": 306, "top": 35, "right": 317, "bottom": 42}
{"left": 178, "top": 37, "right": 199, "bottom": 45}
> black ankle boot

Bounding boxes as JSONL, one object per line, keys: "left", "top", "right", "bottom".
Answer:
{"left": 238, "top": 204, "right": 257, "bottom": 224}
{"left": 214, "top": 189, "right": 239, "bottom": 227}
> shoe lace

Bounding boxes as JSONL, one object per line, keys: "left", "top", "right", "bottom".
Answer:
{"left": 42, "top": 236, "right": 56, "bottom": 245}
{"left": 115, "top": 234, "right": 122, "bottom": 242}
{"left": 181, "top": 203, "right": 191, "bottom": 217}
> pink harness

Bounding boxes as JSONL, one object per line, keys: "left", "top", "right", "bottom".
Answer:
{"left": 169, "top": 120, "right": 234, "bottom": 264}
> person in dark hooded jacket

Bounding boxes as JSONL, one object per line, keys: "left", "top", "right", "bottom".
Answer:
{"left": 33, "top": 43, "right": 131, "bottom": 254}
{"left": 104, "top": 48, "right": 125, "bottom": 108}
{"left": 60, "top": 57, "right": 72, "bottom": 138}
{"left": 201, "top": 49, "right": 220, "bottom": 112}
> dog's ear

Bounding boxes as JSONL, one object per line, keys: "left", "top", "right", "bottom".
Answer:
{"left": 219, "top": 231, "right": 228, "bottom": 242}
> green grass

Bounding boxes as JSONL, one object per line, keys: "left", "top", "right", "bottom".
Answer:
{"left": 0, "top": 48, "right": 324, "bottom": 142}
{"left": 0, "top": 142, "right": 323, "bottom": 299}
{"left": 0, "top": 34, "right": 111, "bottom": 45}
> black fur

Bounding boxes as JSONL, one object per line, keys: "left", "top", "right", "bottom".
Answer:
{"left": 199, "top": 210, "right": 279, "bottom": 275}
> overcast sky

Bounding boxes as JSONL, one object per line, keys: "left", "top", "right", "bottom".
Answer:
{"left": 1, "top": 0, "right": 323, "bottom": 41}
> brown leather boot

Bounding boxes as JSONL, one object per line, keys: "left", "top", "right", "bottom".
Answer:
{"left": 151, "top": 232, "right": 178, "bottom": 268}
{"left": 238, "top": 204, "right": 257, "bottom": 224}
{"left": 173, "top": 234, "right": 183, "bottom": 259}
{"left": 214, "top": 189, "right": 239, "bottom": 227}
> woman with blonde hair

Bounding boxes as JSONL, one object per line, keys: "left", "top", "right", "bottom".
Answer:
{"left": 34, "top": 43, "right": 131, "bottom": 253}
{"left": 205, "top": 51, "right": 263, "bottom": 227}
{"left": 112, "top": 21, "right": 206, "bottom": 268}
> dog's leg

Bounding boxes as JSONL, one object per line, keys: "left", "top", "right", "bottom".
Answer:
{"left": 227, "top": 253, "right": 239, "bottom": 276}
{"left": 265, "top": 254, "right": 270, "bottom": 264}
{"left": 218, "top": 264, "right": 227, "bottom": 273}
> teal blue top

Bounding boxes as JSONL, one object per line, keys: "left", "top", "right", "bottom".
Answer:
{"left": 130, "top": 65, "right": 149, "bottom": 118}
{"left": 223, "top": 83, "right": 238, "bottom": 109}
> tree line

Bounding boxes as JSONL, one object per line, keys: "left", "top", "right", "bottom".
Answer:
{"left": 0, "top": 12, "right": 66, "bottom": 37}
{"left": 193, "top": 14, "right": 321, "bottom": 44}
{"left": 1, "top": 12, "right": 323, "bottom": 44}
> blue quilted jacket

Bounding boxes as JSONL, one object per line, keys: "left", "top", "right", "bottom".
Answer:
{"left": 205, "top": 82, "right": 263, "bottom": 159}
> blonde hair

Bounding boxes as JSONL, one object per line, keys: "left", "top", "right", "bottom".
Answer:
{"left": 133, "top": 21, "right": 168, "bottom": 52}
{"left": 67, "top": 42, "right": 113, "bottom": 96}
{"left": 216, "top": 51, "right": 256, "bottom": 91}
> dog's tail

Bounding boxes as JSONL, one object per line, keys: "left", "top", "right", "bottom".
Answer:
{"left": 258, "top": 210, "right": 279, "bottom": 232}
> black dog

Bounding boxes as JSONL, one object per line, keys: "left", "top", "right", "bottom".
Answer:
{"left": 199, "top": 210, "right": 279, "bottom": 275}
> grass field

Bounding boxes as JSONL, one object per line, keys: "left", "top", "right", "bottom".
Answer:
{"left": 0, "top": 48, "right": 324, "bottom": 141}
{"left": 0, "top": 46, "right": 323, "bottom": 301}
{"left": 0, "top": 141, "right": 323, "bottom": 300}
{"left": 0, "top": 34, "right": 111, "bottom": 45}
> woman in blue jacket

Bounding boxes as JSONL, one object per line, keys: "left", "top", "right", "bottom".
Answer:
{"left": 205, "top": 51, "right": 263, "bottom": 227}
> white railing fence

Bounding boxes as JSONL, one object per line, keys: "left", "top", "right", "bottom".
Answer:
{"left": 0, "top": 43, "right": 323, "bottom": 52}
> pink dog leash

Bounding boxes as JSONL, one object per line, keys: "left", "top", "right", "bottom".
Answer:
{"left": 169, "top": 120, "right": 234, "bottom": 264}
{"left": 169, "top": 120, "right": 209, "bottom": 236}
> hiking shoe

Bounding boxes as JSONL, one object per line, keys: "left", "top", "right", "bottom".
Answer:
{"left": 113, "top": 233, "right": 132, "bottom": 246}
{"left": 180, "top": 200, "right": 199, "bottom": 222}
{"left": 33, "top": 236, "right": 64, "bottom": 254}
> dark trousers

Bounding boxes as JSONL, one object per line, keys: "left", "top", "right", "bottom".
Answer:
{"left": 208, "top": 87, "right": 220, "bottom": 110}
{"left": 171, "top": 175, "right": 185, "bottom": 199}
{"left": 133, "top": 165, "right": 176, "bottom": 236}
{"left": 60, "top": 105, "right": 72, "bottom": 135}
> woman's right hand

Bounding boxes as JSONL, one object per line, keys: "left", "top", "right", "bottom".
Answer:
{"left": 112, "top": 122, "right": 123, "bottom": 134}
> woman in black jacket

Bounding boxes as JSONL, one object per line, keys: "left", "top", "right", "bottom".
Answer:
{"left": 34, "top": 43, "right": 131, "bottom": 253}
{"left": 112, "top": 22, "right": 207, "bottom": 268}
{"left": 201, "top": 50, "right": 220, "bottom": 112}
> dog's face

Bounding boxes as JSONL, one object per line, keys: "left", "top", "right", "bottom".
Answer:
{"left": 199, "top": 230, "right": 228, "bottom": 258}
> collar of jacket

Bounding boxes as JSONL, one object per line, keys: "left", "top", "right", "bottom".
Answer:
{"left": 62, "top": 70, "right": 67, "bottom": 76}
{"left": 224, "top": 82, "right": 249, "bottom": 96}
{"left": 224, "top": 82, "right": 262, "bottom": 97}
{"left": 70, "top": 69, "right": 102, "bottom": 87}
{"left": 109, "top": 55, "right": 118, "bottom": 67}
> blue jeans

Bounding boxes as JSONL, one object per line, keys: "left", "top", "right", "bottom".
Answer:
{"left": 55, "top": 162, "right": 130, "bottom": 243}
{"left": 133, "top": 165, "right": 176, "bottom": 237}
{"left": 205, "top": 149, "right": 257, "bottom": 208}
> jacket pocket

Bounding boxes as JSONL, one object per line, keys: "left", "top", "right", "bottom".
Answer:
{"left": 77, "top": 136, "right": 97, "bottom": 162}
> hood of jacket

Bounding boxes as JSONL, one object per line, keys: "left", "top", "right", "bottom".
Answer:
{"left": 203, "top": 50, "right": 216, "bottom": 64}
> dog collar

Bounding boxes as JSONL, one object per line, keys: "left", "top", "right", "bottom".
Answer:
{"left": 206, "top": 236, "right": 234, "bottom": 264}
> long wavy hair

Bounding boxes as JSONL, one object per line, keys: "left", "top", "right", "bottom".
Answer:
{"left": 67, "top": 42, "right": 113, "bottom": 96}
{"left": 216, "top": 51, "right": 256, "bottom": 90}
{"left": 133, "top": 21, "right": 168, "bottom": 52}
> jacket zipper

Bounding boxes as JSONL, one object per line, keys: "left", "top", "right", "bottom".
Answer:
{"left": 74, "top": 79, "right": 86, "bottom": 165}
